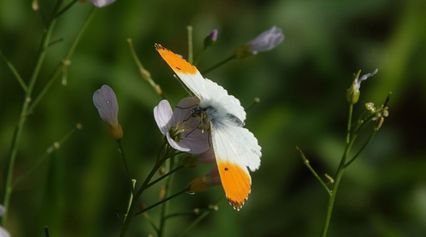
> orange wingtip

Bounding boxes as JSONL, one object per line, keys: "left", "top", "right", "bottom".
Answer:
{"left": 217, "top": 161, "right": 251, "bottom": 210}
{"left": 154, "top": 43, "right": 197, "bottom": 74}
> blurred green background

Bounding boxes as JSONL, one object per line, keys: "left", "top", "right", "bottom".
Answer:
{"left": 1, "top": 0, "right": 426, "bottom": 236}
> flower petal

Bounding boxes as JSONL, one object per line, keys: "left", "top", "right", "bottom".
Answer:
{"left": 166, "top": 132, "right": 190, "bottom": 152}
{"left": 0, "top": 227, "right": 10, "bottom": 237}
{"left": 171, "top": 97, "right": 199, "bottom": 124}
{"left": 178, "top": 127, "right": 209, "bottom": 154}
{"left": 154, "top": 100, "right": 173, "bottom": 135}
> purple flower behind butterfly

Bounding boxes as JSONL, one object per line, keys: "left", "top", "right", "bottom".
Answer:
{"left": 154, "top": 97, "right": 209, "bottom": 154}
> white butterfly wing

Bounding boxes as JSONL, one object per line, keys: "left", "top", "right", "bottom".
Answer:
{"left": 211, "top": 122, "right": 262, "bottom": 210}
{"left": 155, "top": 44, "right": 246, "bottom": 123}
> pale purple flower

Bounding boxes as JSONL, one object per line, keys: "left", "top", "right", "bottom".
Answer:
{"left": 93, "top": 85, "right": 119, "bottom": 126}
{"left": 0, "top": 227, "right": 9, "bottom": 237}
{"left": 247, "top": 26, "right": 284, "bottom": 54}
{"left": 90, "top": 0, "right": 116, "bottom": 7}
{"left": 93, "top": 84, "right": 123, "bottom": 139}
{"left": 154, "top": 97, "right": 209, "bottom": 154}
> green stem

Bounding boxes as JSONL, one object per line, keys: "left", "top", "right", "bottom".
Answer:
{"left": 123, "top": 179, "right": 136, "bottom": 223}
{"left": 119, "top": 144, "right": 169, "bottom": 237}
{"left": 201, "top": 54, "right": 236, "bottom": 74}
{"left": 187, "top": 25, "right": 193, "bottom": 63}
{"left": 146, "top": 165, "right": 183, "bottom": 189}
{"left": 117, "top": 140, "right": 131, "bottom": 181}
{"left": 0, "top": 50, "right": 27, "bottom": 92}
{"left": 158, "top": 158, "right": 175, "bottom": 237}
{"left": 344, "top": 131, "right": 377, "bottom": 168}
{"left": 126, "top": 38, "right": 163, "bottom": 97}
{"left": 55, "top": 0, "right": 78, "bottom": 19}
{"left": 1, "top": 18, "right": 56, "bottom": 225}
{"left": 134, "top": 187, "right": 189, "bottom": 216}
{"left": 165, "top": 211, "right": 196, "bottom": 219}
{"left": 320, "top": 103, "right": 354, "bottom": 237}
{"left": 346, "top": 104, "right": 353, "bottom": 144}
{"left": 297, "top": 147, "right": 331, "bottom": 195}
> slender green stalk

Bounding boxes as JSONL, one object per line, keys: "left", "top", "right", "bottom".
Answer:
{"left": 146, "top": 165, "right": 183, "bottom": 189}
{"left": 55, "top": 0, "right": 78, "bottom": 18}
{"left": 297, "top": 147, "right": 331, "bottom": 195}
{"left": 187, "top": 25, "right": 193, "bottom": 63}
{"left": 126, "top": 38, "right": 163, "bottom": 97}
{"left": 117, "top": 140, "right": 131, "bottom": 181}
{"left": 123, "top": 179, "right": 137, "bottom": 223}
{"left": 165, "top": 211, "right": 196, "bottom": 219}
{"left": 320, "top": 104, "right": 354, "bottom": 237}
{"left": 0, "top": 50, "right": 27, "bottom": 92}
{"left": 158, "top": 157, "right": 175, "bottom": 237}
{"left": 177, "top": 211, "right": 210, "bottom": 237}
{"left": 119, "top": 144, "right": 169, "bottom": 236}
{"left": 2, "top": 18, "right": 57, "bottom": 225}
{"left": 134, "top": 187, "right": 189, "bottom": 216}
{"left": 344, "top": 131, "right": 377, "bottom": 168}
{"left": 202, "top": 54, "right": 235, "bottom": 74}
{"left": 346, "top": 104, "right": 353, "bottom": 144}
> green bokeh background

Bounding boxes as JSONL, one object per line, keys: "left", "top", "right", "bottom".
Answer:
{"left": 1, "top": 0, "right": 426, "bottom": 236}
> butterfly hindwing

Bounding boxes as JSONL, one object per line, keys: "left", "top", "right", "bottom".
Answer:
{"left": 211, "top": 122, "right": 261, "bottom": 210}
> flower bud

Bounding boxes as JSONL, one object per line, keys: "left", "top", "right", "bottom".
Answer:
{"left": 93, "top": 84, "right": 123, "bottom": 140}
{"left": 236, "top": 26, "right": 284, "bottom": 58}
{"left": 347, "top": 69, "right": 378, "bottom": 104}
{"left": 365, "top": 102, "right": 376, "bottom": 113}
{"left": 346, "top": 84, "right": 360, "bottom": 104}
{"left": 203, "top": 29, "right": 219, "bottom": 49}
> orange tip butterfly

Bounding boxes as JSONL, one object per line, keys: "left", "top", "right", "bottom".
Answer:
{"left": 155, "top": 44, "right": 262, "bottom": 210}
